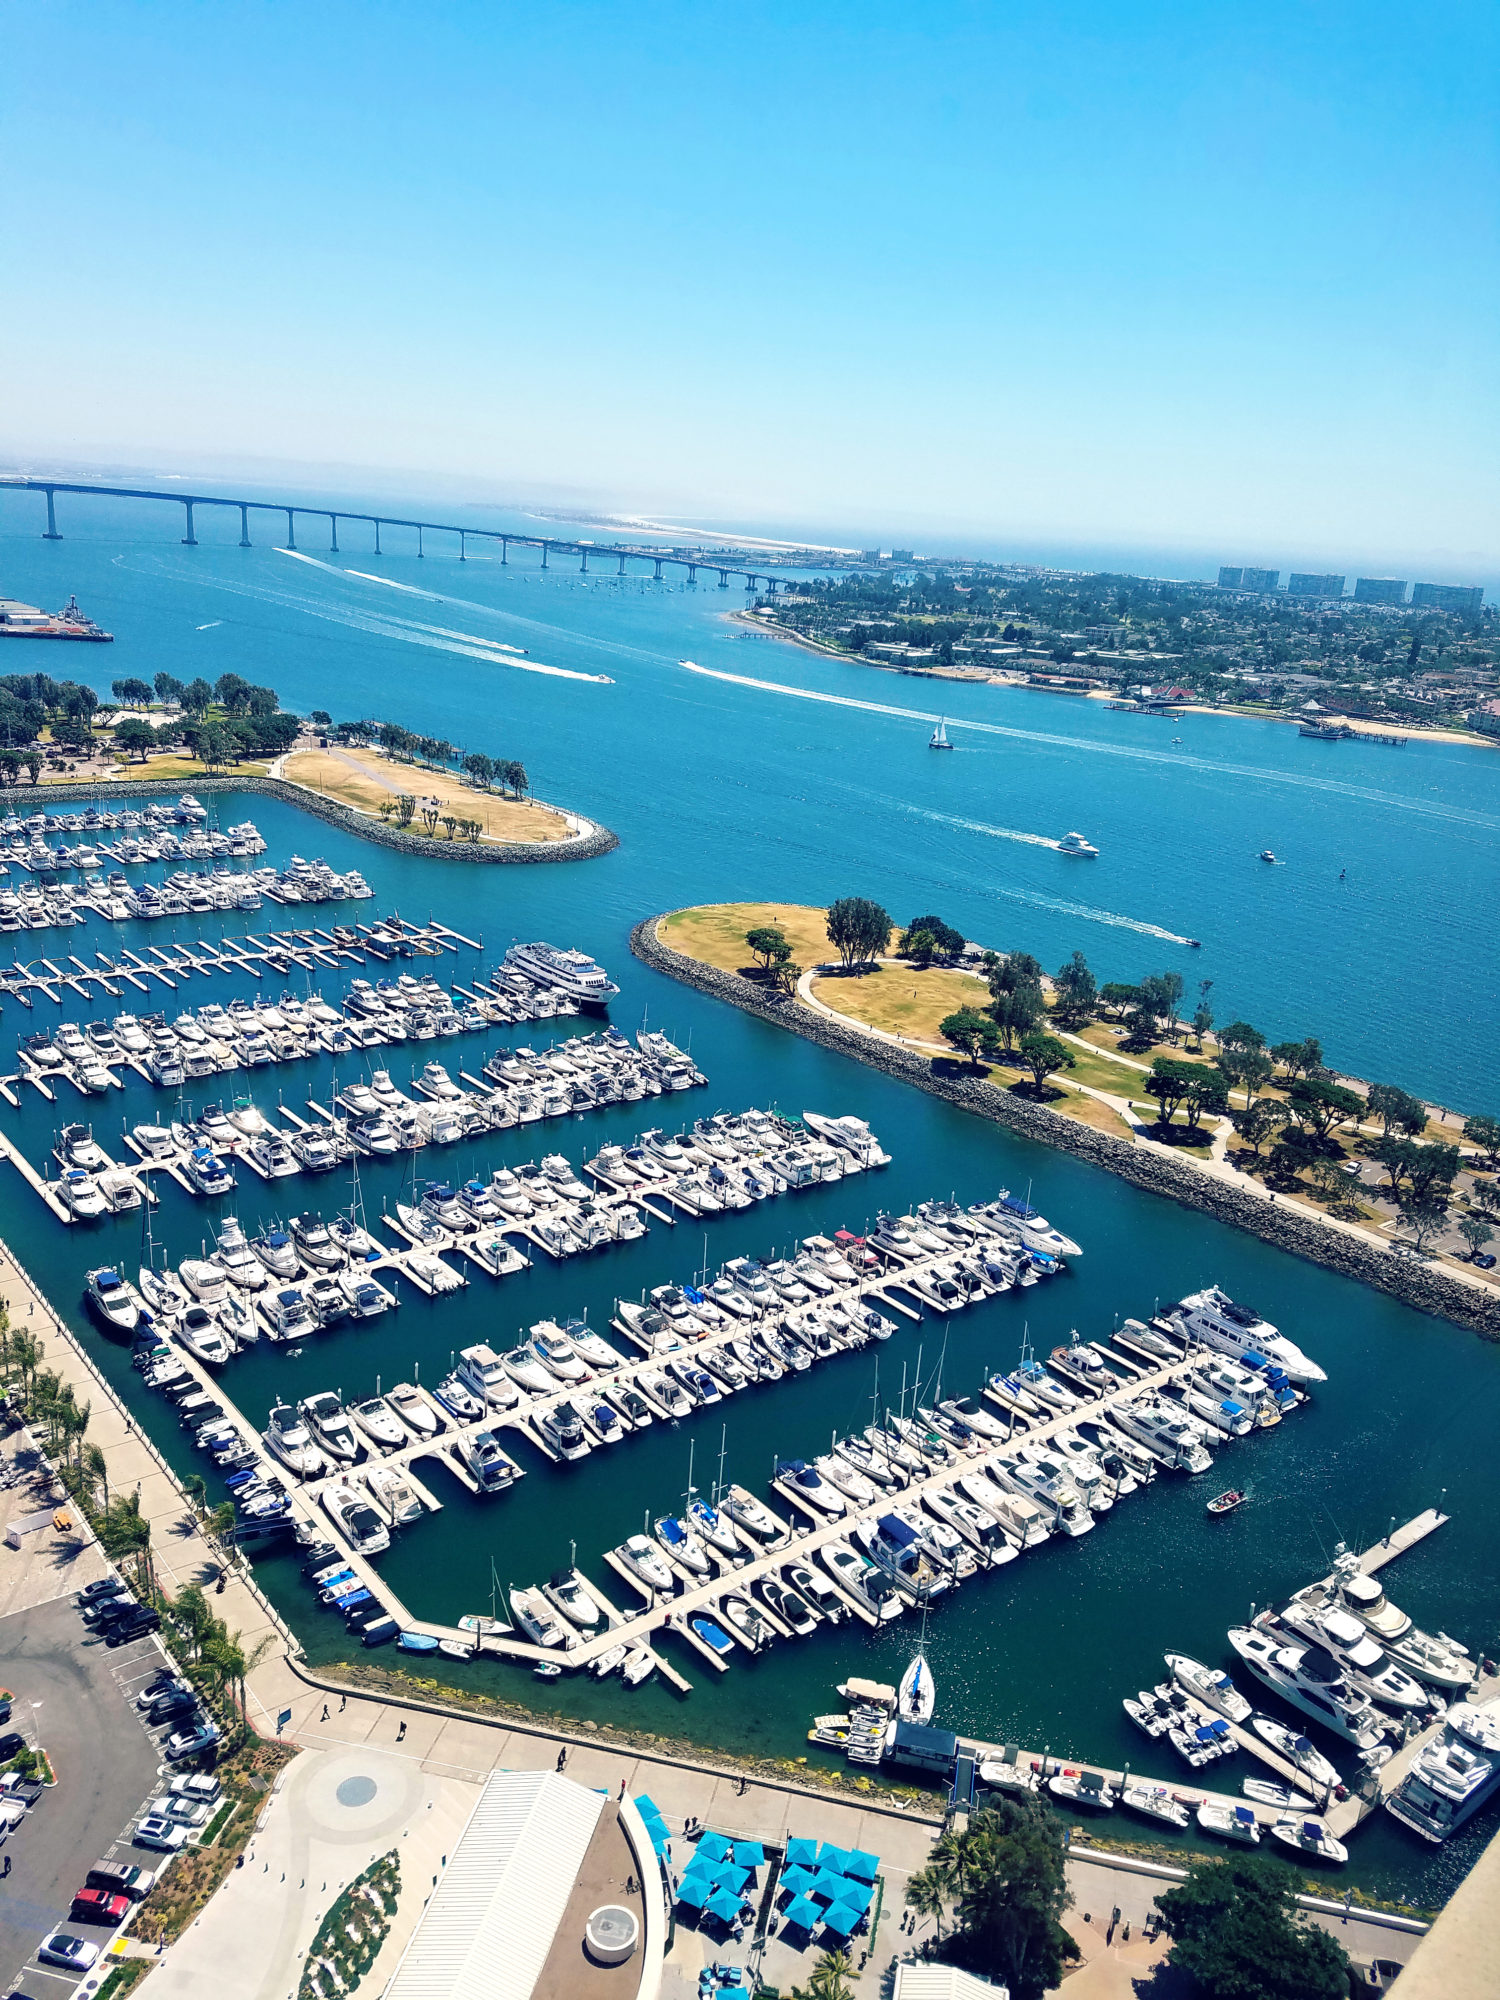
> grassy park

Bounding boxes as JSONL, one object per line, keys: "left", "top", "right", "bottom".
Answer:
{"left": 280, "top": 745, "right": 573, "bottom": 843}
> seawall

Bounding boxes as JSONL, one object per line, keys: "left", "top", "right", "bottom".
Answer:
{"left": 631, "top": 914, "right": 1500, "bottom": 1341}
{"left": 24, "top": 772, "right": 619, "bottom": 865}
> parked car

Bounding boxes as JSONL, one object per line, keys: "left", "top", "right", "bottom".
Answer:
{"left": 38, "top": 1934, "right": 99, "bottom": 1971}
{"left": 132, "top": 1816, "right": 187, "bottom": 1852}
{"left": 1474, "top": 1251, "right": 1497, "bottom": 1270}
{"left": 169, "top": 1773, "right": 222, "bottom": 1806}
{"left": 86, "top": 1860, "right": 156, "bottom": 1901}
{"left": 0, "top": 1734, "right": 24, "bottom": 1762}
{"left": 76, "top": 1578, "right": 124, "bottom": 1605}
{"left": 105, "top": 1610, "right": 161, "bottom": 1647}
{"left": 81, "top": 1594, "right": 134, "bottom": 1628}
{"left": 0, "top": 1799, "right": 28, "bottom": 1832}
{"left": 163, "top": 1724, "right": 220, "bottom": 1763}
{"left": 149, "top": 1794, "right": 210, "bottom": 1828}
{"left": 146, "top": 1691, "right": 198, "bottom": 1727}
{"left": 69, "top": 1890, "right": 130, "bottom": 1926}
{"left": 0, "top": 1774, "right": 43, "bottom": 1806}
{"left": 136, "top": 1674, "right": 191, "bottom": 1709}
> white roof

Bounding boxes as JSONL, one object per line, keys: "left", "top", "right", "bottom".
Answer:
{"left": 384, "top": 1769, "right": 606, "bottom": 2000}
{"left": 894, "top": 1968, "right": 1010, "bottom": 2000}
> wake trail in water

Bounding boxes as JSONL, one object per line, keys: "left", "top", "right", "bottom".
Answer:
{"left": 898, "top": 802, "right": 1061, "bottom": 850}
{"left": 679, "top": 662, "right": 1500, "bottom": 833}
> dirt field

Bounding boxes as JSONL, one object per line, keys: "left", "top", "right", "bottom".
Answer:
{"left": 280, "top": 745, "right": 573, "bottom": 843}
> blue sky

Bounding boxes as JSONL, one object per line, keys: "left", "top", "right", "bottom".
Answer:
{"left": 4, "top": 1, "right": 1496, "bottom": 573}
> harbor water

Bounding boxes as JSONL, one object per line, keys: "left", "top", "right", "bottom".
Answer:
{"left": 0, "top": 492, "right": 1496, "bottom": 1908}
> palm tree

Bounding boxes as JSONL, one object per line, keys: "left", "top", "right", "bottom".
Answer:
{"left": 906, "top": 1840, "right": 960, "bottom": 1939}
{"left": 204, "top": 1628, "right": 275, "bottom": 1733}
{"left": 792, "top": 1952, "right": 854, "bottom": 2000}
{"left": 172, "top": 1582, "right": 214, "bottom": 1661}
{"left": 83, "top": 1443, "right": 108, "bottom": 1510}
{"left": 183, "top": 1472, "right": 207, "bottom": 1521}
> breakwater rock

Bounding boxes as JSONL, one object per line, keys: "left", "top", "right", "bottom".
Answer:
{"left": 632, "top": 914, "right": 1500, "bottom": 1341}
{"left": 30, "top": 773, "right": 619, "bottom": 865}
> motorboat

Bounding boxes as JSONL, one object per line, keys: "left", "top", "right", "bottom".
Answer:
{"left": 638, "top": 1370, "right": 692, "bottom": 1419}
{"left": 262, "top": 1402, "right": 324, "bottom": 1477}
{"left": 259, "top": 1285, "right": 315, "bottom": 1344}
{"left": 536, "top": 1401, "right": 592, "bottom": 1461}
{"left": 56, "top": 1123, "right": 109, "bottom": 1172}
{"left": 1056, "top": 831, "right": 1098, "bottom": 857}
{"left": 544, "top": 1571, "right": 602, "bottom": 1632}
{"left": 529, "top": 1323, "right": 590, "bottom": 1383}
{"left": 1166, "top": 1653, "right": 1253, "bottom": 1723}
{"left": 502, "top": 1344, "right": 555, "bottom": 1394}
{"left": 298, "top": 1393, "right": 359, "bottom": 1463}
{"left": 1110, "top": 1396, "right": 1215, "bottom": 1474}
{"left": 323, "top": 1481, "right": 391, "bottom": 1556}
{"left": 385, "top": 1382, "right": 439, "bottom": 1438}
{"left": 350, "top": 1396, "right": 406, "bottom": 1452}
{"left": 252, "top": 1225, "right": 299, "bottom": 1279}
{"left": 1277, "top": 1605, "right": 1431, "bottom": 1712}
{"left": 723, "top": 1484, "right": 784, "bottom": 1544}
{"left": 461, "top": 1430, "right": 519, "bottom": 1492}
{"left": 1047, "top": 1770, "right": 1115, "bottom": 1811}
{"left": 990, "top": 1454, "right": 1093, "bottom": 1537}
{"left": 1161, "top": 1285, "right": 1325, "bottom": 1385}
{"left": 183, "top": 1147, "right": 236, "bottom": 1196}
{"left": 1250, "top": 1717, "right": 1343, "bottom": 1794}
{"left": 290, "top": 1213, "right": 343, "bottom": 1270}
{"left": 1267, "top": 1818, "right": 1348, "bottom": 1866}
{"left": 87, "top": 1266, "right": 141, "bottom": 1331}
{"left": 1120, "top": 1784, "right": 1189, "bottom": 1828}
{"left": 1229, "top": 1627, "right": 1391, "bottom": 1749}
{"left": 1244, "top": 1776, "right": 1315, "bottom": 1813}
{"left": 616, "top": 1534, "right": 675, "bottom": 1595}
{"left": 246, "top": 1131, "right": 300, "bottom": 1178}
{"left": 719, "top": 1593, "right": 770, "bottom": 1651}
{"left": 567, "top": 1323, "right": 624, "bottom": 1371}
{"left": 654, "top": 1515, "right": 710, "bottom": 1575}
{"left": 775, "top": 1460, "right": 846, "bottom": 1516}
{"left": 211, "top": 1217, "right": 267, "bottom": 1292}
{"left": 432, "top": 1373, "right": 484, "bottom": 1424}
{"left": 339, "top": 1271, "right": 392, "bottom": 1318}
{"left": 58, "top": 1169, "right": 109, "bottom": 1219}
{"left": 510, "top": 1587, "right": 568, "bottom": 1648}
{"left": 457, "top": 1344, "right": 522, "bottom": 1411}
{"left": 822, "top": 1543, "right": 902, "bottom": 1620}
{"left": 1385, "top": 1700, "right": 1500, "bottom": 1843}
{"left": 179, "top": 1258, "right": 229, "bottom": 1304}
{"left": 760, "top": 1576, "right": 817, "bottom": 1635}
{"left": 1197, "top": 1802, "right": 1261, "bottom": 1844}
{"left": 987, "top": 1190, "right": 1082, "bottom": 1259}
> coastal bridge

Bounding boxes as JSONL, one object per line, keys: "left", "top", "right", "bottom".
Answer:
{"left": 0, "top": 478, "right": 817, "bottom": 593}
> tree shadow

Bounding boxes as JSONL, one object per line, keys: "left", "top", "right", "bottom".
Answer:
{"left": 1130, "top": 1956, "right": 1196, "bottom": 1998}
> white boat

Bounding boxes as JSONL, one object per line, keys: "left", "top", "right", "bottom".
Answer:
{"left": 593, "top": 1643, "right": 628, "bottom": 1678}
{"left": 385, "top": 1382, "right": 439, "bottom": 1438}
{"left": 1056, "top": 831, "right": 1098, "bottom": 857}
{"left": 1163, "top": 1285, "right": 1326, "bottom": 1385}
{"left": 1197, "top": 1801, "right": 1261, "bottom": 1843}
{"left": 928, "top": 716, "right": 953, "bottom": 749}
{"left": 1278, "top": 1606, "right": 1430, "bottom": 1711}
{"left": 1047, "top": 1770, "right": 1115, "bottom": 1810}
{"left": 298, "top": 1392, "right": 359, "bottom": 1463}
{"left": 176, "top": 1303, "right": 233, "bottom": 1366}
{"left": 87, "top": 1266, "right": 141, "bottom": 1331}
{"left": 262, "top": 1402, "right": 324, "bottom": 1477}
{"left": 211, "top": 1217, "right": 268, "bottom": 1292}
{"left": 58, "top": 1169, "right": 109, "bottom": 1219}
{"left": 366, "top": 1465, "right": 423, "bottom": 1527}
{"left": 1243, "top": 1776, "right": 1315, "bottom": 1813}
{"left": 898, "top": 1652, "right": 935, "bottom": 1724}
{"left": 349, "top": 1396, "right": 406, "bottom": 1451}
{"left": 323, "top": 1481, "right": 391, "bottom": 1556}
{"left": 1229, "top": 1626, "right": 1390, "bottom": 1749}
{"left": 1267, "top": 1817, "right": 1347, "bottom": 1865}
{"left": 1166, "top": 1652, "right": 1253, "bottom": 1722}
{"left": 621, "top": 1649, "right": 656, "bottom": 1686}
{"left": 510, "top": 1586, "right": 568, "bottom": 1648}
{"left": 503, "top": 941, "right": 620, "bottom": 1005}
{"left": 1120, "top": 1784, "right": 1189, "bottom": 1828}
{"left": 1250, "top": 1716, "right": 1342, "bottom": 1794}
{"left": 457, "top": 1344, "right": 522, "bottom": 1411}
{"left": 616, "top": 1535, "right": 674, "bottom": 1595}
{"left": 544, "top": 1572, "right": 602, "bottom": 1631}
{"left": 1384, "top": 1700, "right": 1500, "bottom": 1843}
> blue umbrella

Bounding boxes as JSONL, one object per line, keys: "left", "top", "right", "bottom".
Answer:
{"left": 695, "top": 1830, "right": 734, "bottom": 1865}
{"left": 707, "top": 1886, "right": 744, "bottom": 1926}
{"left": 648, "top": 1826, "right": 671, "bottom": 1856}
{"left": 779, "top": 1866, "right": 818, "bottom": 1902}
{"left": 821, "top": 1900, "right": 863, "bottom": 1938}
{"left": 714, "top": 1863, "right": 753, "bottom": 1898}
{"left": 733, "top": 1839, "right": 766, "bottom": 1867}
{"left": 845, "top": 1848, "right": 879, "bottom": 1882}
{"left": 786, "top": 1836, "right": 819, "bottom": 1869}
{"left": 634, "top": 1794, "right": 662, "bottom": 1819}
{"left": 817, "top": 1842, "right": 851, "bottom": 1875}
{"left": 782, "top": 1894, "right": 821, "bottom": 1932}
{"left": 677, "top": 1871, "right": 712, "bottom": 1911}
{"left": 840, "top": 1879, "right": 874, "bottom": 1915}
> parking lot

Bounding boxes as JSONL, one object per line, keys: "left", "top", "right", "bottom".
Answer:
{"left": 0, "top": 1592, "right": 190, "bottom": 1997}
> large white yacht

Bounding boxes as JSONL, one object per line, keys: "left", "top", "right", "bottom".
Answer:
{"left": 1162, "top": 1286, "right": 1326, "bottom": 1384}
{"left": 262, "top": 1401, "right": 325, "bottom": 1477}
{"left": 503, "top": 942, "right": 620, "bottom": 1005}
{"left": 1276, "top": 1604, "right": 1430, "bottom": 1711}
{"left": 1111, "top": 1395, "right": 1215, "bottom": 1473}
{"left": 990, "top": 1454, "right": 1094, "bottom": 1537}
{"left": 1385, "top": 1700, "right": 1500, "bottom": 1843}
{"left": 1056, "top": 831, "right": 1099, "bottom": 857}
{"left": 1228, "top": 1625, "right": 1390, "bottom": 1750}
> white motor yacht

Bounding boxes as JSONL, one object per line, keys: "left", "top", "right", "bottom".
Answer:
{"left": 252, "top": 1225, "right": 299, "bottom": 1278}
{"left": 457, "top": 1344, "right": 522, "bottom": 1411}
{"left": 502, "top": 1344, "right": 555, "bottom": 1394}
{"left": 972, "top": 1475, "right": 1051, "bottom": 1548}
{"left": 176, "top": 1303, "right": 233, "bottom": 1366}
{"left": 510, "top": 1586, "right": 568, "bottom": 1647}
{"left": 323, "top": 1481, "right": 391, "bottom": 1556}
{"left": 179, "top": 1257, "right": 229, "bottom": 1304}
{"left": 365, "top": 1464, "right": 424, "bottom": 1527}
{"left": 543, "top": 1571, "right": 602, "bottom": 1632}
{"left": 1110, "top": 1396, "right": 1215, "bottom": 1473}
{"left": 616, "top": 1534, "right": 675, "bottom": 1594}
{"left": 87, "top": 1266, "right": 142, "bottom": 1331}
{"left": 211, "top": 1217, "right": 268, "bottom": 1292}
{"left": 1229, "top": 1626, "right": 1391, "bottom": 1750}
{"left": 291, "top": 1213, "right": 343, "bottom": 1270}
{"left": 298, "top": 1392, "right": 359, "bottom": 1463}
{"left": 263, "top": 1402, "right": 325, "bottom": 1477}
{"left": 1163, "top": 1285, "right": 1325, "bottom": 1385}
{"left": 350, "top": 1396, "right": 407, "bottom": 1452}
{"left": 1278, "top": 1605, "right": 1431, "bottom": 1711}
{"left": 1165, "top": 1653, "right": 1253, "bottom": 1722}
{"left": 385, "top": 1381, "right": 440, "bottom": 1438}
{"left": 990, "top": 1454, "right": 1094, "bottom": 1537}
{"left": 58, "top": 1169, "right": 109, "bottom": 1219}
{"left": 1385, "top": 1700, "right": 1500, "bottom": 1843}
{"left": 529, "top": 1322, "right": 590, "bottom": 1382}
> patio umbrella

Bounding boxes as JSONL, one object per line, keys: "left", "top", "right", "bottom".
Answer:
{"left": 844, "top": 1848, "right": 879, "bottom": 1882}
{"left": 817, "top": 1842, "right": 851, "bottom": 1875}
{"left": 821, "top": 1901, "right": 862, "bottom": 1939}
{"left": 778, "top": 1866, "right": 817, "bottom": 1902}
{"left": 782, "top": 1894, "right": 821, "bottom": 1932}
{"left": 713, "top": 1863, "right": 753, "bottom": 1898}
{"left": 634, "top": 1794, "right": 662, "bottom": 1820}
{"left": 839, "top": 1879, "right": 874, "bottom": 1916}
{"left": 811, "top": 1871, "right": 846, "bottom": 1905}
{"left": 695, "top": 1830, "right": 734, "bottom": 1865}
{"left": 676, "top": 1871, "right": 712, "bottom": 1911}
{"left": 707, "top": 1886, "right": 744, "bottom": 1926}
{"left": 733, "top": 1839, "right": 766, "bottom": 1867}
{"left": 785, "top": 1836, "right": 819, "bottom": 1869}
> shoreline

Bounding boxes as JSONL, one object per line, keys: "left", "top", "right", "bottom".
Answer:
{"left": 632, "top": 912, "right": 1500, "bottom": 1342}
{"left": 11, "top": 771, "right": 621, "bottom": 864}
{"left": 730, "top": 612, "right": 1499, "bottom": 751}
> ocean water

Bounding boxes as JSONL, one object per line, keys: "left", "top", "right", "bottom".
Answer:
{"left": 0, "top": 487, "right": 1496, "bottom": 1905}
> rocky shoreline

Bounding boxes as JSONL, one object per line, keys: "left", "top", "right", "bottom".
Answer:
{"left": 632, "top": 914, "right": 1500, "bottom": 1341}
{"left": 26, "top": 772, "right": 619, "bottom": 864}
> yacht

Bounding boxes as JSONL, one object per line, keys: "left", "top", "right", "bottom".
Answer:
{"left": 1277, "top": 1604, "right": 1431, "bottom": 1712}
{"left": 349, "top": 1396, "right": 406, "bottom": 1453}
{"left": 291, "top": 1213, "right": 343, "bottom": 1270}
{"left": 969, "top": 1476, "right": 1052, "bottom": 1549}
{"left": 461, "top": 1431, "right": 519, "bottom": 1492}
{"left": 822, "top": 1543, "right": 902, "bottom": 1620}
{"left": 510, "top": 1587, "right": 568, "bottom": 1647}
{"left": 385, "top": 1381, "right": 440, "bottom": 1438}
{"left": 87, "top": 1266, "right": 141, "bottom": 1332}
{"left": 263, "top": 1402, "right": 325, "bottom": 1477}
{"left": 530, "top": 1323, "right": 590, "bottom": 1383}
{"left": 537, "top": 1401, "right": 592, "bottom": 1461}
{"left": 1056, "top": 831, "right": 1099, "bottom": 857}
{"left": 544, "top": 1571, "right": 602, "bottom": 1632}
{"left": 179, "top": 1257, "right": 230, "bottom": 1305}
{"left": 58, "top": 1169, "right": 109, "bottom": 1219}
{"left": 1385, "top": 1700, "right": 1500, "bottom": 1843}
{"left": 654, "top": 1515, "right": 711, "bottom": 1575}
{"left": 1228, "top": 1626, "right": 1391, "bottom": 1749}
{"left": 1110, "top": 1396, "right": 1215, "bottom": 1473}
{"left": 366, "top": 1465, "right": 424, "bottom": 1527}
{"left": 775, "top": 1460, "right": 847, "bottom": 1516}
{"left": 990, "top": 1454, "right": 1094, "bottom": 1537}
{"left": 616, "top": 1534, "right": 675, "bottom": 1595}
{"left": 1267, "top": 1818, "right": 1347, "bottom": 1866}
{"left": 457, "top": 1345, "right": 521, "bottom": 1411}
{"left": 298, "top": 1393, "right": 359, "bottom": 1463}
{"left": 502, "top": 1344, "right": 555, "bottom": 1394}
{"left": 1162, "top": 1286, "right": 1326, "bottom": 1385}
{"left": 183, "top": 1147, "right": 236, "bottom": 1196}
{"left": 259, "top": 1285, "right": 315, "bottom": 1344}
{"left": 504, "top": 941, "right": 620, "bottom": 1005}
{"left": 323, "top": 1481, "right": 391, "bottom": 1556}
{"left": 211, "top": 1217, "right": 268, "bottom": 1292}
{"left": 176, "top": 1303, "right": 234, "bottom": 1367}
{"left": 252, "top": 1225, "right": 299, "bottom": 1279}
{"left": 723, "top": 1484, "right": 784, "bottom": 1544}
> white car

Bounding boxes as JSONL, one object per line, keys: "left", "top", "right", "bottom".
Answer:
{"left": 163, "top": 1723, "right": 221, "bottom": 1763}
{"left": 39, "top": 1933, "right": 101, "bottom": 1971}
{"left": 133, "top": 1815, "right": 188, "bottom": 1851}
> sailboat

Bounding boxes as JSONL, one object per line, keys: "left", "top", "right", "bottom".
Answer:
{"left": 928, "top": 718, "right": 953, "bottom": 750}
{"left": 459, "top": 1557, "right": 515, "bottom": 1642}
{"left": 899, "top": 1599, "right": 936, "bottom": 1724}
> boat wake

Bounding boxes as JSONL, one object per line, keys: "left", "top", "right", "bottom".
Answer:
{"left": 195, "top": 621, "right": 222, "bottom": 631}
{"left": 992, "top": 884, "right": 1193, "bottom": 944}
{"left": 899, "top": 803, "right": 1062, "bottom": 851}
{"left": 677, "top": 662, "right": 1500, "bottom": 833}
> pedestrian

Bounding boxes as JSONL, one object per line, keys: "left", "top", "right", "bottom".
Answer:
{"left": 397, "top": 1720, "right": 407, "bottom": 1742}
{"left": 339, "top": 1693, "right": 347, "bottom": 1711}
{"left": 556, "top": 1746, "right": 566, "bottom": 1771}
{"left": 618, "top": 1778, "right": 626, "bottom": 1801}
{"left": 321, "top": 1704, "right": 329, "bottom": 1722}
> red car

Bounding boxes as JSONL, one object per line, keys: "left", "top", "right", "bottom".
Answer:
{"left": 69, "top": 1888, "right": 130, "bottom": 1925}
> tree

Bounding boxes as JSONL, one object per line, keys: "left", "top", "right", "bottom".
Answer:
{"left": 1462, "top": 1113, "right": 1500, "bottom": 1165}
{"left": 1156, "top": 1852, "right": 1348, "bottom": 2000}
{"left": 1052, "top": 951, "right": 1096, "bottom": 1027}
{"left": 462, "top": 751, "right": 495, "bottom": 788}
{"left": 1144, "top": 1056, "right": 1199, "bottom": 1126}
{"left": 182, "top": 720, "right": 236, "bottom": 770}
{"left": 1368, "top": 1084, "right": 1428, "bottom": 1139}
{"left": 309, "top": 709, "right": 331, "bottom": 726}
{"left": 1182, "top": 1065, "right": 1230, "bottom": 1132}
{"left": 394, "top": 794, "right": 416, "bottom": 828}
{"left": 790, "top": 1950, "right": 854, "bottom": 2000}
{"left": 745, "top": 926, "right": 790, "bottom": 973}
{"left": 1098, "top": 982, "right": 1138, "bottom": 1018}
{"left": 904, "top": 1799, "right": 1074, "bottom": 2000}
{"left": 941, "top": 1008, "right": 993, "bottom": 1069}
{"left": 1458, "top": 1216, "right": 1493, "bottom": 1261}
{"left": 1191, "top": 978, "right": 1215, "bottom": 1049}
{"left": 182, "top": 677, "right": 214, "bottom": 714}
{"left": 52, "top": 712, "right": 94, "bottom": 753}
{"left": 153, "top": 672, "right": 185, "bottom": 704}
{"left": 214, "top": 672, "right": 252, "bottom": 712}
{"left": 1380, "top": 1139, "right": 1460, "bottom": 1205}
{"left": 1285, "top": 1076, "right": 1365, "bottom": 1141}
{"left": 113, "top": 717, "right": 159, "bottom": 761}
{"left": 440, "top": 814, "right": 458, "bottom": 839}
{"left": 899, "top": 913, "right": 966, "bottom": 959}
{"left": 1268, "top": 1127, "right": 1322, "bottom": 1183}
{"left": 825, "top": 896, "right": 891, "bottom": 971}
{"left": 1217, "top": 1044, "right": 1274, "bottom": 1105}
{"left": 988, "top": 983, "right": 1042, "bottom": 1052}
{"left": 773, "top": 957, "right": 804, "bottom": 996}
{"left": 111, "top": 677, "right": 153, "bottom": 707}
{"left": 1232, "top": 1098, "right": 1288, "bottom": 1158}
{"left": 1399, "top": 1193, "right": 1450, "bottom": 1253}
{"left": 1271, "top": 1036, "right": 1324, "bottom": 1079}
{"left": 1018, "top": 1032, "right": 1074, "bottom": 1095}
{"left": 904, "top": 926, "right": 939, "bottom": 967}
{"left": 499, "top": 758, "right": 529, "bottom": 797}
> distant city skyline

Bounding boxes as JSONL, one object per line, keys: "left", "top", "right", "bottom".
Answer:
{"left": 3, "top": 1, "right": 1495, "bottom": 577}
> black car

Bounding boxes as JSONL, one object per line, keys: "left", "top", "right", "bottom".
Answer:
{"left": 0, "top": 1733, "right": 24, "bottom": 1762}
{"left": 81, "top": 1594, "right": 134, "bottom": 1629}
{"left": 147, "top": 1692, "right": 197, "bottom": 1726}
{"left": 105, "top": 1610, "right": 160, "bottom": 1647}
{"left": 1474, "top": 1251, "right": 1497, "bottom": 1270}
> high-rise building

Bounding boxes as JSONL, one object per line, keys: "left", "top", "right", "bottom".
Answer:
{"left": 1217, "top": 566, "right": 1244, "bottom": 588}
{"left": 890, "top": 549, "right": 914, "bottom": 562}
{"left": 1288, "top": 573, "right": 1346, "bottom": 599}
{"left": 1411, "top": 582, "right": 1484, "bottom": 614}
{"left": 1354, "top": 578, "right": 1409, "bottom": 605}
{"left": 1240, "top": 567, "right": 1279, "bottom": 593}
